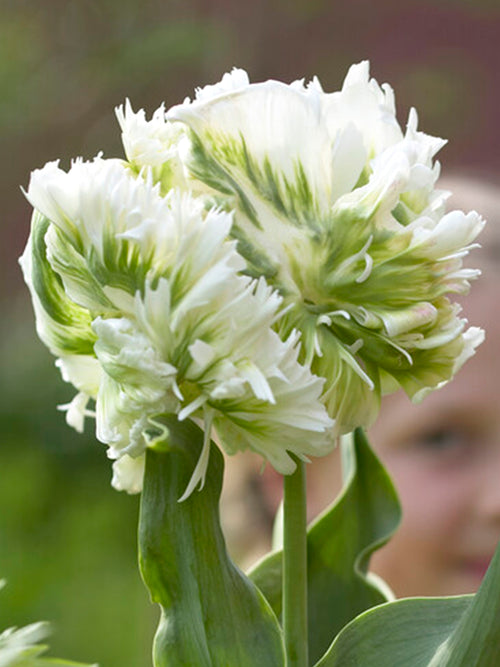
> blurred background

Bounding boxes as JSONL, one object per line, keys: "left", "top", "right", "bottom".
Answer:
{"left": 0, "top": 0, "right": 499, "bottom": 665}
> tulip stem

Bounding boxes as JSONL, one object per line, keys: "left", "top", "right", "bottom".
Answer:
{"left": 283, "top": 458, "right": 308, "bottom": 667}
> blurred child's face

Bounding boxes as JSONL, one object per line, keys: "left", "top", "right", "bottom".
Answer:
{"left": 368, "top": 277, "right": 500, "bottom": 597}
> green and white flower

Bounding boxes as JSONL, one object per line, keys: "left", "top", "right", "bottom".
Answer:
{"left": 21, "top": 157, "right": 334, "bottom": 494}
{"left": 165, "top": 62, "right": 484, "bottom": 434}
{"left": 21, "top": 62, "right": 484, "bottom": 492}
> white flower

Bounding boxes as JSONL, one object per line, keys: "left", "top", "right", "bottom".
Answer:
{"left": 21, "top": 158, "right": 334, "bottom": 494}
{"left": 165, "top": 62, "right": 484, "bottom": 434}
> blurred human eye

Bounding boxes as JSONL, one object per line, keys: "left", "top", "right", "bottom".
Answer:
{"left": 406, "top": 421, "right": 481, "bottom": 468}
{"left": 414, "top": 426, "right": 465, "bottom": 452}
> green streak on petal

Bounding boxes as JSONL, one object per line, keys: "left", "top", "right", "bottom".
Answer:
{"left": 26, "top": 211, "right": 96, "bottom": 356}
{"left": 229, "top": 225, "right": 279, "bottom": 281}
{"left": 200, "top": 129, "right": 323, "bottom": 232}
{"left": 47, "top": 225, "right": 116, "bottom": 312}
{"left": 188, "top": 129, "right": 259, "bottom": 225}
{"left": 232, "top": 134, "right": 320, "bottom": 230}
{"left": 188, "top": 129, "right": 338, "bottom": 299}
{"left": 91, "top": 230, "right": 151, "bottom": 297}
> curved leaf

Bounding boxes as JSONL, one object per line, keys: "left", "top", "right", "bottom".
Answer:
{"left": 315, "top": 509, "right": 500, "bottom": 665}
{"left": 315, "top": 539, "right": 500, "bottom": 666}
{"left": 249, "top": 428, "right": 401, "bottom": 664}
{"left": 138, "top": 416, "right": 285, "bottom": 667}
{"left": 314, "top": 596, "right": 471, "bottom": 666}
{"left": 429, "top": 538, "right": 500, "bottom": 666}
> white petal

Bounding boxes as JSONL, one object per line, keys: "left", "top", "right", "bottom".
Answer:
{"left": 111, "top": 454, "right": 145, "bottom": 494}
{"left": 178, "top": 411, "right": 214, "bottom": 501}
{"left": 58, "top": 392, "right": 94, "bottom": 433}
{"left": 56, "top": 354, "right": 102, "bottom": 396}
{"left": 194, "top": 67, "right": 250, "bottom": 102}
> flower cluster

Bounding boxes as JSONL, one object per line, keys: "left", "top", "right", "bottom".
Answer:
{"left": 21, "top": 61, "right": 483, "bottom": 493}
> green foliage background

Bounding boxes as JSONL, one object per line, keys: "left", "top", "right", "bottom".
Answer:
{"left": 0, "top": 1, "right": 499, "bottom": 665}
{"left": 0, "top": 311, "right": 156, "bottom": 665}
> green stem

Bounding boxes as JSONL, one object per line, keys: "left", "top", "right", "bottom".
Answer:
{"left": 283, "top": 458, "right": 308, "bottom": 667}
{"left": 138, "top": 416, "right": 285, "bottom": 667}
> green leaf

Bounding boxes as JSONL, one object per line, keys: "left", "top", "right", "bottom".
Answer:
{"left": 249, "top": 428, "right": 401, "bottom": 665}
{"left": 138, "top": 416, "right": 285, "bottom": 667}
{"left": 436, "top": 540, "right": 500, "bottom": 665}
{"left": 315, "top": 538, "right": 500, "bottom": 666}
{"left": 314, "top": 596, "right": 471, "bottom": 666}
